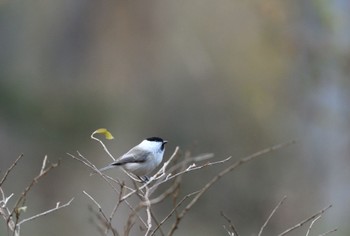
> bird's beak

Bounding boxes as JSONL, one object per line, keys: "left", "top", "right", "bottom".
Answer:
{"left": 163, "top": 140, "right": 168, "bottom": 144}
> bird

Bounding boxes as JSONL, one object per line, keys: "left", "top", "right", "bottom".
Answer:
{"left": 98, "top": 137, "right": 167, "bottom": 181}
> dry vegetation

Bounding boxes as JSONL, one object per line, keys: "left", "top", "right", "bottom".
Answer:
{"left": 1, "top": 133, "right": 337, "bottom": 236}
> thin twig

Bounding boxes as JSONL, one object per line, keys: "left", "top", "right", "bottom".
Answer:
{"left": 83, "top": 191, "right": 110, "bottom": 224}
{"left": 220, "top": 211, "right": 240, "bottom": 236}
{"left": 149, "top": 210, "right": 165, "bottom": 236}
{"left": 104, "top": 185, "right": 125, "bottom": 236}
{"left": 1, "top": 156, "right": 72, "bottom": 236}
{"left": 145, "top": 204, "right": 152, "bottom": 235}
{"left": 0, "top": 154, "right": 24, "bottom": 187}
{"left": 278, "top": 205, "right": 332, "bottom": 236}
{"left": 223, "top": 225, "right": 235, "bottom": 236}
{"left": 258, "top": 195, "right": 287, "bottom": 236}
{"left": 144, "top": 187, "right": 152, "bottom": 236}
{"left": 124, "top": 203, "right": 145, "bottom": 236}
{"left": 149, "top": 181, "right": 180, "bottom": 205}
{"left": 89, "top": 206, "right": 119, "bottom": 236}
{"left": 150, "top": 191, "right": 199, "bottom": 236}
{"left": 10, "top": 157, "right": 60, "bottom": 219}
{"left": 91, "top": 131, "right": 115, "bottom": 161}
{"left": 69, "top": 152, "right": 147, "bottom": 230}
{"left": 67, "top": 152, "right": 120, "bottom": 193}
{"left": 40, "top": 155, "right": 48, "bottom": 175}
{"left": 166, "top": 153, "right": 214, "bottom": 174}
{"left": 0, "top": 188, "right": 14, "bottom": 231}
{"left": 0, "top": 189, "right": 14, "bottom": 208}
{"left": 17, "top": 198, "right": 74, "bottom": 226}
{"left": 149, "top": 156, "right": 232, "bottom": 197}
{"left": 155, "top": 147, "right": 180, "bottom": 180}
{"left": 318, "top": 229, "right": 337, "bottom": 236}
{"left": 159, "top": 156, "right": 231, "bottom": 185}
{"left": 305, "top": 214, "right": 322, "bottom": 236}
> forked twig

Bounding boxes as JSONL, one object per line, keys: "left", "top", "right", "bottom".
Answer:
{"left": 258, "top": 195, "right": 287, "bottom": 236}
{"left": 150, "top": 156, "right": 232, "bottom": 194}
{"left": 17, "top": 198, "right": 74, "bottom": 226}
{"left": 10, "top": 157, "right": 60, "bottom": 219}
{"left": 278, "top": 205, "right": 332, "bottom": 236}
{"left": 305, "top": 214, "right": 322, "bottom": 236}
{"left": 67, "top": 152, "right": 120, "bottom": 193}
{"left": 150, "top": 191, "right": 199, "bottom": 236}
{"left": 1, "top": 155, "right": 73, "bottom": 236}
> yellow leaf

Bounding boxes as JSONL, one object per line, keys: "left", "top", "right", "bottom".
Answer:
{"left": 15, "top": 206, "right": 27, "bottom": 215}
{"left": 93, "top": 128, "right": 114, "bottom": 140}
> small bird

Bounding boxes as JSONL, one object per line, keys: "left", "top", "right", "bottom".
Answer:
{"left": 98, "top": 137, "right": 168, "bottom": 181}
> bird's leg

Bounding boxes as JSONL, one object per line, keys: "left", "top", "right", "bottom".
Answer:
{"left": 138, "top": 176, "right": 149, "bottom": 183}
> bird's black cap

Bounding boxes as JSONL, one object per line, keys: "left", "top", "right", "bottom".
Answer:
{"left": 146, "top": 137, "right": 167, "bottom": 143}
{"left": 146, "top": 137, "right": 167, "bottom": 151}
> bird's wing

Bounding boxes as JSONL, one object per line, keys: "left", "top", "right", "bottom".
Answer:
{"left": 113, "top": 147, "right": 151, "bottom": 165}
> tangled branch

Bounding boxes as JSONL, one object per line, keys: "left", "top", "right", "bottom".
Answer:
{"left": 70, "top": 133, "right": 300, "bottom": 236}
{"left": 0, "top": 155, "right": 74, "bottom": 236}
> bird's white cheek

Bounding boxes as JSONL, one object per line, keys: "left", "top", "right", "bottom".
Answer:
{"left": 155, "top": 152, "right": 164, "bottom": 163}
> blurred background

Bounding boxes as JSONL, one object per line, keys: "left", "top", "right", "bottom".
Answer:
{"left": 1, "top": 0, "right": 349, "bottom": 235}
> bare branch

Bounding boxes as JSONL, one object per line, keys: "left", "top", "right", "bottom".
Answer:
{"left": 91, "top": 130, "right": 115, "bottom": 161}
{"left": 166, "top": 153, "right": 214, "bottom": 174}
{"left": 318, "top": 229, "right": 337, "bottom": 236}
{"left": 103, "top": 184, "right": 125, "bottom": 236}
{"left": 278, "top": 205, "right": 332, "bottom": 236}
{"left": 143, "top": 187, "right": 152, "bottom": 236}
{"left": 305, "top": 214, "right": 322, "bottom": 236}
{"left": 149, "top": 156, "right": 232, "bottom": 197}
{"left": 0, "top": 188, "right": 14, "bottom": 229}
{"left": 0, "top": 154, "right": 24, "bottom": 187}
{"left": 83, "top": 191, "right": 103, "bottom": 210}
{"left": 40, "top": 155, "right": 48, "bottom": 175}
{"left": 83, "top": 190, "right": 118, "bottom": 236}
{"left": 161, "top": 156, "right": 231, "bottom": 183}
{"left": 69, "top": 140, "right": 298, "bottom": 236}
{"left": 0, "top": 189, "right": 14, "bottom": 208}
{"left": 67, "top": 152, "right": 120, "bottom": 193}
{"left": 156, "top": 147, "right": 180, "bottom": 179}
{"left": 220, "top": 211, "right": 239, "bottom": 236}
{"left": 17, "top": 198, "right": 74, "bottom": 226}
{"left": 223, "top": 225, "right": 235, "bottom": 236}
{"left": 151, "top": 191, "right": 199, "bottom": 236}
{"left": 124, "top": 203, "right": 144, "bottom": 236}
{"left": 168, "top": 140, "right": 295, "bottom": 236}
{"left": 70, "top": 152, "right": 148, "bottom": 232}
{"left": 149, "top": 181, "right": 180, "bottom": 205}
{"left": 258, "top": 195, "right": 287, "bottom": 236}
{"left": 0, "top": 155, "right": 74, "bottom": 236}
{"left": 10, "top": 157, "right": 60, "bottom": 219}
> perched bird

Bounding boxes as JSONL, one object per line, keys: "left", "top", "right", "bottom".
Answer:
{"left": 98, "top": 137, "right": 167, "bottom": 181}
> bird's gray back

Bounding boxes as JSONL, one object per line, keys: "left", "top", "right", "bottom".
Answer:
{"left": 114, "top": 146, "right": 151, "bottom": 165}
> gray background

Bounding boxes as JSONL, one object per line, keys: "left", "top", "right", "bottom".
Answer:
{"left": 1, "top": 1, "right": 349, "bottom": 235}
